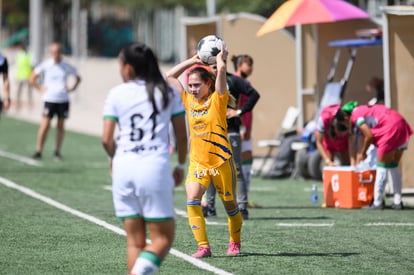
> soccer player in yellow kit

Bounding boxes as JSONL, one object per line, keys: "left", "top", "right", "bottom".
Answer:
{"left": 167, "top": 46, "right": 243, "bottom": 258}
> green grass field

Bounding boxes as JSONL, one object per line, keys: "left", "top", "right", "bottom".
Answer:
{"left": 1, "top": 116, "right": 413, "bottom": 275}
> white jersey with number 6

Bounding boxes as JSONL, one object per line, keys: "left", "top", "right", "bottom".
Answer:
{"left": 103, "top": 80, "right": 184, "bottom": 158}
{"left": 103, "top": 79, "right": 185, "bottom": 219}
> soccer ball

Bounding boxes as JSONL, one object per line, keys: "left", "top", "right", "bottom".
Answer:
{"left": 197, "top": 35, "right": 226, "bottom": 65}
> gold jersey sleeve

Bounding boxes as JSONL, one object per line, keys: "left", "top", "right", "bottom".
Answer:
{"left": 182, "top": 90, "right": 232, "bottom": 169}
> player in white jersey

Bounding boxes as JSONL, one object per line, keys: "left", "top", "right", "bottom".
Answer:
{"left": 102, "top": 42, "right": 187, "bottom": 275}
{"left": 30, "top": 42, "right": 81, "bottom": 160}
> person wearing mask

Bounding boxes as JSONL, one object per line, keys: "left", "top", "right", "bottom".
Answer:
{"left": 232, "top": 54, "right": 261, "bottom": 208}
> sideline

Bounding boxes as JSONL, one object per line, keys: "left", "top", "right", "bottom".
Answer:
{"left": 276, "top": 223, "right": 334, "bottom": 227}
{"left": 0, "top": 150, "right": 43, "bottom": 167}
{"left": 0, "top": 176, "right": 233, "bottom": 275}
{"left": 365, "top": 222, "right": 414, "bottom": 226}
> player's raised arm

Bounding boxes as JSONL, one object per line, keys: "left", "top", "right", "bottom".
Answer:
{"left": 166, "top": 54, "right": 202, "bottom": 90}
{"left": 215, "top": 45, "right": 228, "bottom": 95}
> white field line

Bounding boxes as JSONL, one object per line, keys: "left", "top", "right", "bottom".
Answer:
{"left": 276, "top": 223, "right": 335, "bottom": 227}
{"left": 103, "top": 185, "right": 112, "bottom": 191}
{"left": 0, "top": 150, "right": 42, "bottom": 167}
{"left": 103, "top": 185, "right": 228, "bottom": 226}
{"left": 0, "top": 177, "right": 232, "bottom": 275}
{"left": 365, "top": 222, "right": 414, "bottom": 226}
{"left": 249, "top": 186, "right": 278, "bottom": 191}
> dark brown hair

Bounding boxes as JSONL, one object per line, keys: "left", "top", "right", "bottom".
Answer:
{"left": 231, "top": 54, "right": 253, "bottom": 72}
{"left": 119, "top": 42, "right": 171, "bottom": 113}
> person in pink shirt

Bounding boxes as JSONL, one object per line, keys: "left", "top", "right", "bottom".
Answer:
{"left": 315, "top": 104, "right": 350, "bottom": 167}
{"left": 334, "top": 101, "right": 413, "bottom": 210}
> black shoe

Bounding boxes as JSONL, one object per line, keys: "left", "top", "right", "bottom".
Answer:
{"left": 391, "top": 202, "right": 404, "bottom": 210}
{"left": 202, "top": 205, "right": 208, "bottom": 217}
{"left": 362, "top": 200, "right": 385, "bottom": 210}
{"left": 32, "top": 152, "right": 42, "bottom": 159}
{"left": 53, "top": 151, "right": 63, "bottom": 161}
{"left": 202, "top": 205, "right": 216, "bottom": 218}
{"left": 240, "top": 208, "right": 249, "bottom": 220}
{"left": 206, "top": 207, "right": 217, "bottom": 218}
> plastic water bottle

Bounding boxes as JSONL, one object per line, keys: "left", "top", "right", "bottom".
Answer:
{"left": 311, "top": 184, "right": 319, "bottom": 206}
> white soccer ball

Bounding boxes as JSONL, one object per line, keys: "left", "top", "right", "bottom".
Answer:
{"left": 197, "top": 35, "right": 226, "bottom": 65}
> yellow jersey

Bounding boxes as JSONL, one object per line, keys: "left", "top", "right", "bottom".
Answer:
{"left": 16, "top": 50, "right": 33, "bottom": 81}
{"left": 182, "top": 90, "right": 232, "bottom": 169}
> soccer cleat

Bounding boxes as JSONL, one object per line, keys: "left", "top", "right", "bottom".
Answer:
{"left": 32, "top": 152, "right": 42, "bottom": 159}
{"left": 391, "top": 202, "right": 404, "bottom": 210}
{"left": 192, "top": 246, "right": 212, "bottom": 258}
{"left": 203, "top": 205, "right": 217, "bottom": 218}
{"left": 247, "top": 200, "right": 262, "bottom": 208}
{"left": 362, "top": 200, "right": 385, "bottom": 210}
{"left": 53, "top": 151, "right": 63, "bottom": 161}
{"left": 240, "top": 208, "right": 249, "bottom": 220}
{"left": 227, "top": 241, "right": 241, "bottom": 256}
{"left": 207, "top": 208, "right": 217, "bottom": 218}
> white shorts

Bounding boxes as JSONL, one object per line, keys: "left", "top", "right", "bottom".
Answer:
{"left": 111, "top": 153, "right": 175, "bottom": 221}
{"left": 241, "top": 139, "right": 252, "bottom": 153}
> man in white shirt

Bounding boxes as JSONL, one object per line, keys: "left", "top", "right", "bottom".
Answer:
{"left": 30, "top": 42, "right": 81, "bottom": 160}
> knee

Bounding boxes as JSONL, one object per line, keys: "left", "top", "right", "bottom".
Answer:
{"left": 222, "top": 200, "right": 238, "bottom": 211}
{"left": 153, "top": 234, "right": 174, "bottom": 248}
{"left": 127, "top": 238, "right": 146, "bottom": 250}
{"left": 186, "top": 182, "right": 206, "bottom": 200}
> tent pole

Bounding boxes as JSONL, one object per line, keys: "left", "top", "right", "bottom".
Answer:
{"left": 295, "top": 24, "right": 304, "bottom": 128}
{"left": 382, "top": 9, "right": 391, "bottom": 108}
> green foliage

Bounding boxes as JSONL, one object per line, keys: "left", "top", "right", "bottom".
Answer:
{"left": 94, "top": 0, "right": 284, "bottom": 16}
{"left": 2, "top": 1, "right": 398, "bottom": 21}
{"left": 216, "top": 0, "right": 286, "bottom": 17}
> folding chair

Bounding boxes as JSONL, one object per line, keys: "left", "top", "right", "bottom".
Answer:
{"left": 256, "top": 106, "right": 299, "bottom": 176}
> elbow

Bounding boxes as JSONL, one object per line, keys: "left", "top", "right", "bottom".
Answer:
{"left": 29, "top": 74, "right": 37, "bottom": 86}
{"left": 101, "top": 142, "right": 108, "bottom": 152}
{"left": 101, "top": 137, "right": 111, "bottom": 149}
{"left": 28, "top": 77, "right": 35, "bottom": 86}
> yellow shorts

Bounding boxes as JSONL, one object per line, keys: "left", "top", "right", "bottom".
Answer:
{"left": 186, "top": 158, "right": 237, "bottom": 202}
